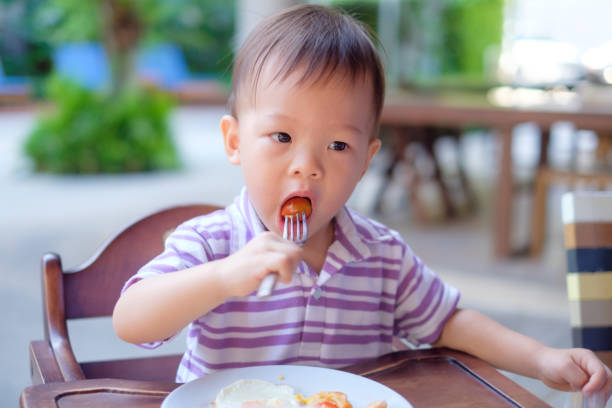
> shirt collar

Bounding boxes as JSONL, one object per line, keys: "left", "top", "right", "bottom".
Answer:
{"left": 228, "top": 187, "right": 267, "bottom": 253}
{"left": 229, "top": 187, "right": 373, "bottom": 276}
{"left": 320, "top": 205, "right": 372, "bottom": 281}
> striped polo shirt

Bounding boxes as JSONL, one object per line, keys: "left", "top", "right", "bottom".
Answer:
{"left": 123, "top": 187, "right": 460, "bottom": 382}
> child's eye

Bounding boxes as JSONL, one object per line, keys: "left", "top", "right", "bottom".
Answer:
{"left": 329, "top": 141, "right": 348, "bottom": 151}
{"left": 271, "top": 132, "right": 291, "bottom": 143}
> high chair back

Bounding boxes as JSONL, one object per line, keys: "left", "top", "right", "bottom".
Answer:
{"left": 561, "top": 191, "right": 612, "bottom": 367}
{"left": 29, "top": 204, "right": 221, "bottom": 384}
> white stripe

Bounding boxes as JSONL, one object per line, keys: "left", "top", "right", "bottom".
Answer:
{"left": 562, "top": 191, "right": 612, "bottom": 224}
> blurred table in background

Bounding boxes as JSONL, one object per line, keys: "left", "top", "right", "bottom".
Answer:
{"left": 379, "top": 89, "right": 612, "bottom": 258}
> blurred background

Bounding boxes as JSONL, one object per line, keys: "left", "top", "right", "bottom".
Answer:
{"left": 2, "top": 0, "right": 612, "bottom": 406}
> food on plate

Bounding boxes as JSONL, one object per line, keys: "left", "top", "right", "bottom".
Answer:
{"left": 364, "top": 401, "right": 387, "bottom": 408}
{"left": 281, "top": 197, "right": 312, "bottom": 218}
{"left": 300, "top": 391, "right": 352, "bottom": 408}
{"left": 214, "top": 379, "right": 300, "bottom": 408}
{"left": 214, "top": 379, "right": 387, "bottom": 408}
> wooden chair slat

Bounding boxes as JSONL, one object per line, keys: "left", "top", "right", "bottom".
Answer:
{"left": 80, "top": 355, "right": 182, "bottom": 382}
{"left": 30, "top": 204, "right": 221, "bottom": 384}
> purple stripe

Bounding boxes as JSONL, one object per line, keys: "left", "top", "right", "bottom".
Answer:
{"left": 154, "top": 252, "right": 179, "bottom": 261}
{"left": 354, "top": 222, "right": 375, "bottom": 240}
{"left": 303, "top": 332, "right": 393, "bottom": 345}
{"left": 211, "top": 296, "right": 305, "bottom": 313}
{"left": 243, "top": 191, "right": 255, "bottom": 241}
{"left": 324, "top": 297, "right": 394, "bottom": 313}
{"left": 197, "top": 333, "right": 302, "bottom": 349}
{"left": 328, "top": 252, "right": 344, "bottom": 266}
{"left": 341, "top": 266, "right": 400, "bottom": 280}
{"left": 194, "top": 330, "right": 393, "bottom": 350}
{"left": 179, "top": 350, "right": 206, "bottom": 378}
{"left": 212, "top": 252, "right": 229, "bottom": 260}
{"left": 324, "top": 285, "right": 395, "bottom": 300}
{"left": 145, "top": 264, "right": 179, "bottom": 273}
{"left": 206, "top": 229, "right": 230, "bottom": 240}
{"left": 396, "top": 259, "right": 420, "bottom": 301}
{"left": 404, "top": 264, "right": 424, "bottom": 299}
{"left": 303, "top": 321, "right": 393, "bottom": 332}
{"left": 198, "top": 221, "right": 231, "bottom": 230}
{"left": 397, "top": 277, "right": 441, "bottom": 322}
{"left": 199, "top": 239, "right": 214, "bottom": 262}
{"left": 189, "top": 356, "right": 306, "bottom": 371}
{"left": 336, "top": 225, "right": 364, "bottom": 259}
{"left": 366, "top": 256, "right": 403, "bottom": 265}
{"left": 418, "top": 293, "right": 460, "bottom": 344}
{"left": 194, "top": 319, "right": 393, "bottom": 334}
{"left": 246, "top": 285, "right": 304, "bottom": 297}
{"left": 398, "top": 280, "right": 444, "bottom": 330}
{"left": 167, "top": 243, "right": 202, "bottom": 265}
{"left": 168, "top": 234, "right": 204, "bottom": 244}
{"left": 186, "top": 354, "right": 377, "bottom": 373}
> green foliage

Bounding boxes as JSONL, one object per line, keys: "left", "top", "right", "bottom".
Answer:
{"left": 32, "top": 0, "right": 103, "bottom": 43}
{"left": 32, "top": 0, "right": 235, "bottom": 76}
{"left": 25, "top": 76, "right": 179, "bottom": 173}
{"left": 331, "top": 0, "right": 379, "bottom": 34}
{"left": 138, "top": 0, "right": 235, "bottom": 76}
{"left": 442, "top": 0, "right": 504, "bottom": 76}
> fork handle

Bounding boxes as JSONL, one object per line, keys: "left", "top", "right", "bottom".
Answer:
{"left": 256, "top": 274, "right": 277, "bottom": 297}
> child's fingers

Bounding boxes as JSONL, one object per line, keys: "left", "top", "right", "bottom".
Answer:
{"left": 561, "top": 359, "right": 590, "bottom": 391}
{"left": 271, "top": 247, "right": 302, "bottom": 284}
{"left": 252, "top": 240, "right": 302, "bottom": 283}
{"left": 581, "top": 361, "right": 612, "bottom": 397}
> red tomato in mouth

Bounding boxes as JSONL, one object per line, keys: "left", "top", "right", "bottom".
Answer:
{"left": 281, "top": 197, "right": 312, "bottom": 218}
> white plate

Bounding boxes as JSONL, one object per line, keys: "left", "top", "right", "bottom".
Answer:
{"left": 162, "top": 365, "right": 412, "bottom": 408}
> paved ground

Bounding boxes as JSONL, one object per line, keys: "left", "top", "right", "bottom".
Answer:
{"left": 1, "top": 106, "right": 606, "bottom": 407}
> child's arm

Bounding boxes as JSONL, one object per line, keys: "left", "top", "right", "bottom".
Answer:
{"left": 112, "top": 231, "right": 302, "bottom": 344}
{"left": 435, "top": 309, "right": 612, "bottom": 399}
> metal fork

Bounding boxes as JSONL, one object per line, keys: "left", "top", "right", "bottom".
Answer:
{"left": 256, "top": 211, "right": 308, "bottom": 297}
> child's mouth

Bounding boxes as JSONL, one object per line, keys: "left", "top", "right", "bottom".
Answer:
{"left": 281, "top": 196, "right": 312, "bottom": 218}
{"left": 279, "top": 196, "right": 312, "bottom": 235}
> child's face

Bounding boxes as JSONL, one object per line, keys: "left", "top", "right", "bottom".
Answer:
{"left": 221, "top": 64, "right": 381, "bottom": 244}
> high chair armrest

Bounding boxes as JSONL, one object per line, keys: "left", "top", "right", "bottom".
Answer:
{"left": 29, "top": 340, "right": 64, "bottom": 384}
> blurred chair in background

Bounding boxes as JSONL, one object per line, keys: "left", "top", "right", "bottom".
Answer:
{"left": 530, "top": 132, "right": 612, "bottom": 256}
{"left": 52, "top": 42, "right": 110, "bottom": 90}
{"left": 561, "top": 191, "right": 612, "bottom": 369}
{"left": 52, "top": 42, "right": 226, "bottom": 104}
{"left": 0, "top": 57, "right": 31, "bottom": 104}
{"left": 374, "top": 125, "right": 478, "bottom": 222}
{"left": 136, "top": 42, "right": 227, "bottom": 104}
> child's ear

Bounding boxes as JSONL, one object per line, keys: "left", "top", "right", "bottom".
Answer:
{"left": 360, "top": 137, "right": 381, "bottom": 179}
{"left": 221, "top": 115, "right": 240, "bottom": 165}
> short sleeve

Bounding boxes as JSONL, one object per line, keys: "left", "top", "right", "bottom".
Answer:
{"left": 119, "top": 220, "right": 216, "bottom": 349}
{"left": 394, "top": 251, "right": 460, "bottom": 346}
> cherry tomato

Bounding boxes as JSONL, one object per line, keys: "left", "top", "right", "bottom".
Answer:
{"left": 281, "top": 197, "right": 312, "bottom": 218}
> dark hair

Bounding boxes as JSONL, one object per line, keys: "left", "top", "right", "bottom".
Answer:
{"left": 228, "top": 4, "right": 385, "bottom": 125}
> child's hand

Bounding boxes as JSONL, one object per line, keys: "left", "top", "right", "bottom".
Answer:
{"left": 536, "top": 347, "right": 612, "bottom": 401}
{"left": 220, "top": 231, "right": 303, "bottom": 297}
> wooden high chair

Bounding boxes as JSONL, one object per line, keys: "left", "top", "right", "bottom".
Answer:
{"left": 561, "top": 191, "right": 612, "bottom": 369}
{"left": 530, "top": 132, "right": 612, "bottom": 257}
{"left": 29, "top": 204, "right": 221, "bottom": 384}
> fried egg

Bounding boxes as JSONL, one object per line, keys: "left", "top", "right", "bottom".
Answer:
{"left": 214, "top": 379, "right": 300, "bottom": 408}
{"left": 302, "top": 391, "right": 353, "bottom": 408}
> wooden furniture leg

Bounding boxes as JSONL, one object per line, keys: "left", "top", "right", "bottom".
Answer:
{"left": 373, "top": 126, "right": 407, "bottom": 213}
{"left": 424, "top": 127, "right": 455, "bottom": 219}
{"left": 529, "top": 168, "right": 550, "bottom": 257}
{"left": 494, "top": 125, "right": 514, "bottom": 258}
{"left": 529, "top": 127, "right": 551, "bottom": 257}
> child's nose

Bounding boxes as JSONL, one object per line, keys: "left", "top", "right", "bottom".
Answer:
{"left": 289, "top": 151, "right": 323, "bottom": 179}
